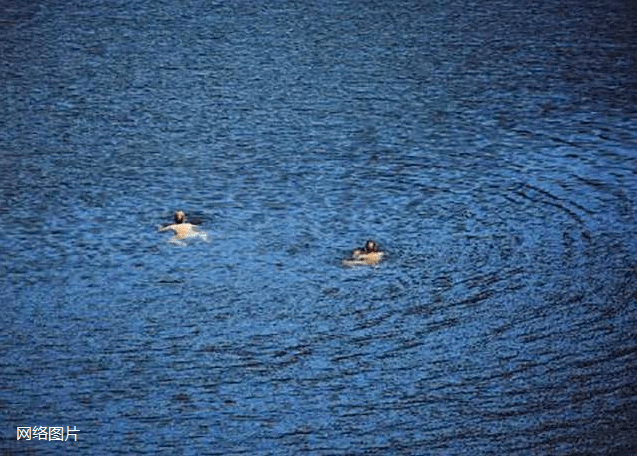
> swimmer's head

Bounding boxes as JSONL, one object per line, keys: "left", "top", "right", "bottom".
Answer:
{"left": 365, "top": 240, "right": 379, "bottom": 252}
{"left": 174, "top": 211, "right": 186, "bottom": 223}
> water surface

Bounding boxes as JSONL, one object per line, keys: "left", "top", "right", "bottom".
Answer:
{"left": 1, "top": 0, "right": 636, "bottom": 454}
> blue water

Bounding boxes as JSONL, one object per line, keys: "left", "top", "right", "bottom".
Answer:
{"left": 1, "top": 0, "right": 637, "bottom": 454}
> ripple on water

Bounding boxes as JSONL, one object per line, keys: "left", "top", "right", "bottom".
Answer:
{"left": 1, "top": 0, "right": 637, "bottom": 454}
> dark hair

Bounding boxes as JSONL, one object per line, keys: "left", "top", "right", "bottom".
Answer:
{"left": 174, "top": 211, "right": 186, "bottom": 223}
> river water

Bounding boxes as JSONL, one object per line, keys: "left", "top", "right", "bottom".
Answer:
{"left": 1, "top": 0, "right": 636, "bottom": 454}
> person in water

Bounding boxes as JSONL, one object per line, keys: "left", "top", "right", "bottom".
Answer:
{"left": 159, "top": 210, "right": 208, "bottom": 245}
{"left": 343, "top": 239, "right": 384, "bottom": 267}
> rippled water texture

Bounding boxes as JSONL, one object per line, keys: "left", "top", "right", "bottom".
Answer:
{"left": 1, "top": 0, "right": 637, "bottom": 454}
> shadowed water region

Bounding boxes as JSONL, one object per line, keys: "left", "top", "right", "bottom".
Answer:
{"left": 1, "top": 0, "right": 636, "bottom": 454}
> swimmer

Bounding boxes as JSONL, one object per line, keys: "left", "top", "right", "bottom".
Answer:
{"left": 342, "top": 239, "right": 384, "bottom": 267}
{"left": 159, "top": 210, "right": 208, "bottom": 245}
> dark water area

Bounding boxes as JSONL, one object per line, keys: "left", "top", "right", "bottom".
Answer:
{"left": 1, "top": 0, "right": 637, "bottom": 454}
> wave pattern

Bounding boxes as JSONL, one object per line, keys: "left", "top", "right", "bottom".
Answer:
{"left": 1, "top": 0, "right": 636, "bottom": 454}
